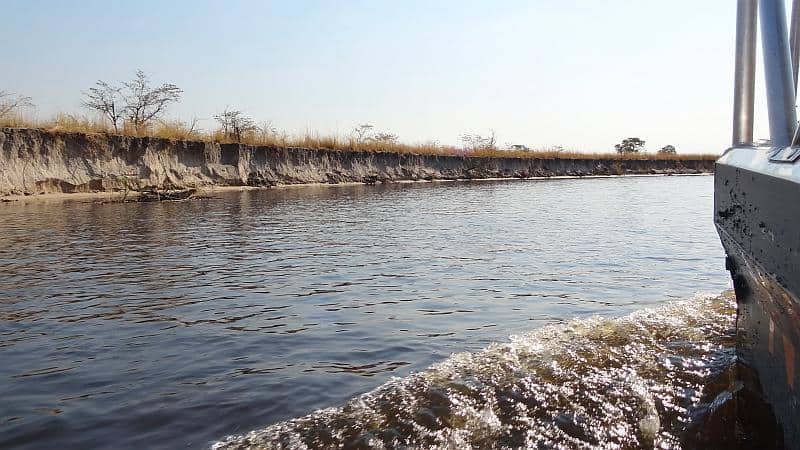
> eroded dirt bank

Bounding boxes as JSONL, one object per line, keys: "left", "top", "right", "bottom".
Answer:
{"left": 0, "top": 128, "right": 715, "bottom": 197}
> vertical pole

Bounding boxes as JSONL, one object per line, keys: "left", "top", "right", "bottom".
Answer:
{"left": 734, "top": 0, "right": 758, "bottom": 146}
{"left": 760, "top": 0, "right": 797, "bottom": 147}
{"left": 790, "top": 0, "right": 800, "bottom": 92}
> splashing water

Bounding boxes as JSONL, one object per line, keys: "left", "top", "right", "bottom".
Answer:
{"left": 213, "top": 292, "right": 740, "bottom": 449}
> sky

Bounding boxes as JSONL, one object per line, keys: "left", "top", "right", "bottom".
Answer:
{"left": 0, "top": 0, "right": 777, "bottom": 153}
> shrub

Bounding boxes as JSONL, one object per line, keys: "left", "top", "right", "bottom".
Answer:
{"left": 615, "top": 137, "right": 645, "bottom": 153}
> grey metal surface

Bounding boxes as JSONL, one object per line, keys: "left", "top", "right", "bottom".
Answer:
{"left": 769, "top": 144, "right": 800, "bottom": 161}
{"left": 791, "top": 0, "right": 800, "bottom": 91}
{"left": 760, "top": 0, "right": 798, "bottom": 147}
{"left": 734, "top": 0, "right": 759, "bottom": 145}
{"left": 715, "top": 160, "right": 800, "bottom": 448}
{"left": 720, "top": 145, "right": 800, "bottom": 179}
{"left": 719, "top": 2, "right": 800, "bottom": 446}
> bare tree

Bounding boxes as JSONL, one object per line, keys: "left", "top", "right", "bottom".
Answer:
{"left": 187, "top": 116, "right": 200, "bottom": 135}
{"left": 460, "top": 130, "right": 497, "bottom": 151}
{"left": 257, "top": 120, "right": 276, "bottom": 135}
{"left": 121, "top": 70, "right": 183, "bottom": 133}
{"left": 372, "top": 132, "right": 399, "bottom": 144}
{"left": 81, "top": 71, "right": 182, "bottom": 133}
{"left": 82, "top": 81, "right": 123, "bottom": 131}
{"left": 214, "top": 108, "right": 257, "bottom": 141}
{"left": 254, "top": 120, "right": 278, "bottom": 142}
{"left": 353, "top": 123, "right": 374, "bottom": 143}
{"left": 0, "top": 90, "right": 33, "bottom": 119}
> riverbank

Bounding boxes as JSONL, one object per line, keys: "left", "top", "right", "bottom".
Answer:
{"left": 0, "top": 127, "right": 715, "bottom": 198}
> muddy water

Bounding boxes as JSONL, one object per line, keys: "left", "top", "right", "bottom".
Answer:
{"left": 0, "top": 176, "right": 732, "bottom": 449}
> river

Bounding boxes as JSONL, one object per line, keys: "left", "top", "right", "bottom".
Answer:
{"left": 0, "top": 175, "right": 734, "bottom": 449}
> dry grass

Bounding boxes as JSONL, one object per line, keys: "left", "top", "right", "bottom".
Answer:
{"left": 468, "top": 147, "right": 715, "bottom": 161}
{"left": 0, "top": 114, "right": 718, "bottom": 161}
{"left": 151, "top": 119, "right": 204, "bottom": 141}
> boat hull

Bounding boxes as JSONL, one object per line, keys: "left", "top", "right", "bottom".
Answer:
{"left": 715, "top": 155, "right": 800, "bottom": 447}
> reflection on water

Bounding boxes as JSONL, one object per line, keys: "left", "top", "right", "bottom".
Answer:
{"left": 0, "top": 176, "right": 730, "bottom": 449}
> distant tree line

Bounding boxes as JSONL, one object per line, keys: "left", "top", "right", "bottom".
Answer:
{"left": 615, "top": 137, "right": 678, "bottom": 155}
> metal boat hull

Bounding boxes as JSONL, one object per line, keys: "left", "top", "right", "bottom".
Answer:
{"left": 715, "top": 156, "right": 800, "bottom": 447}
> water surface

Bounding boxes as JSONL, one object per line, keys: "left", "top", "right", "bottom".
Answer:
{"left": 0, "top": 176, "right": 730, "bottom": 449}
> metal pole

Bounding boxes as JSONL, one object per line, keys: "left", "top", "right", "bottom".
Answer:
{"left": 760, "top": 0, "right": 797, "bottom": 147}
{"left": 734, "top": 0, "right": 758, "bottom": 146}
{"left": 790, "top": 0, "right": 800, "bottom": 92}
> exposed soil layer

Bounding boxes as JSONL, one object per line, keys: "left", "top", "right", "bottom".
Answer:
{"left": 0, "top": 128, "right": 715, "bottom": 197}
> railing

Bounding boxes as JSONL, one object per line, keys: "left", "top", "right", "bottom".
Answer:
{"left": 733, "top": 0, "right": 800, "bottom": 157}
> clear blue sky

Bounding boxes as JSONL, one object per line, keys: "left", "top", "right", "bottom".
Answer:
{"left": 0, "top": 0, "right": 773, "bottom": 153}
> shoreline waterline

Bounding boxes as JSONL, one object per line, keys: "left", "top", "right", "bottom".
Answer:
{"left": 0, "top": 172, "right": 713, "bottom": 204}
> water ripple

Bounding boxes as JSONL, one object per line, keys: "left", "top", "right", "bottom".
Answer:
{"left": 0, "top": 177, "right": 731, "bottom": 450}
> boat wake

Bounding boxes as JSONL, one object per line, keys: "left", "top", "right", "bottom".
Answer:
{"left": 213, "top": 293, "right": 742, "bottom": 449}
